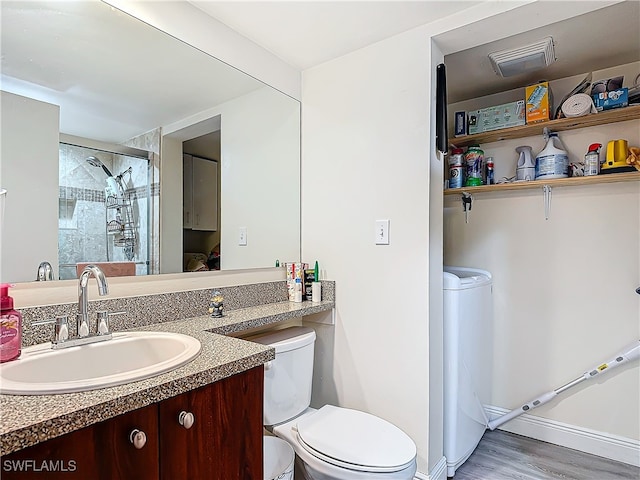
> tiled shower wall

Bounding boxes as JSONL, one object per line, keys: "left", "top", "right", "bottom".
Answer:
{"left": 123, "top": 128, "right": 161, "bottom": 275}
{"left": 58, "top": 143, "right": 153, "bottom": 280}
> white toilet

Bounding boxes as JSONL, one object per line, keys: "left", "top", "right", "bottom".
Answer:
{"left": 248, "top": 326, "right": 417, "bottom": 480}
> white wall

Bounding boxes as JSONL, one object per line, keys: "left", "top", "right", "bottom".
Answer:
{"left": 427, "top": 41, "right": 446, "bottom": 474}
{"left": 106, "top": 0, "right": 300, "bottom": 100}
{"left": 162, "top": 86, "right": 300, "bottom": 271}
{"left": 302, "top": 26, "right": 433, "bottom": 473}
{"left": 218, "top": 88, "right": 300, "bottom": 269}
{"left": 0, "top": 92, "right": 59, "bottom": 283}
{"left": 159, "top": 136, "right": 184, "bottom": 274}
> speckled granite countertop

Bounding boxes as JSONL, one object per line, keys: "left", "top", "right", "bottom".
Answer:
{"left": 0, "top": 299, "right": 334, "bottom": 456}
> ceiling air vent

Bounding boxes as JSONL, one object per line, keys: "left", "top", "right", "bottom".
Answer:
{"left": 488, "top": 37, "right": 555, "bottom": 77}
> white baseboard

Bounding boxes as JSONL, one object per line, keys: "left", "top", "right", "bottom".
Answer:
{"left": 415, "top": 455, "right": 447, "bottom": 480}
{"left": 485, "top": 405, "right": 640, "bottom": 467}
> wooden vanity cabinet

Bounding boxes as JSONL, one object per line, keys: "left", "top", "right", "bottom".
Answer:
{"left": 2, "top": 367, "right": 264, "bottom": 480}
{"left": 1, "top": 403, "right": 159, "bottom": 480}
{"left": 159, "top": 365, "right": 264, "bottom": 479}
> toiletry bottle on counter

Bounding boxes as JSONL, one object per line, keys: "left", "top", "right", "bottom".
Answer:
{"left": 294, "top": 278, "right": 303, "bottom": 303}
{"left": 0, "top": 284, "right": 22, "bottom": 363}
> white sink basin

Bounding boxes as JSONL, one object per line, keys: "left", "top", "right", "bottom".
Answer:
{"left": 0, "top": 331, "right": 201, "bottom": 395}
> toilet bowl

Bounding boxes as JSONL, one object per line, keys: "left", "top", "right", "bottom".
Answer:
{"left": 248, "top": 326, "right": 417, "bottom": 480}
{"left": 273, "top": 407, "right": 417, "bottom": 480}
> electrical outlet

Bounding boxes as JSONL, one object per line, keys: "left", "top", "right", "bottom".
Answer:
{"left": 238, "top": 227, "right": 247, "bottom": 246}
{"left": 375, "top": 220, "right": 389, "bottom": 245}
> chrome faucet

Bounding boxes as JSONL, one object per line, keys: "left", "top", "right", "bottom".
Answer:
{"left": 77, "top": 264, "right": 109, "bottom": 338}
{"left": 33, "top": 264, "right": 121, "bottom": 350}
{"left": 35, "top": 261, "right": 54, "bottom": 281}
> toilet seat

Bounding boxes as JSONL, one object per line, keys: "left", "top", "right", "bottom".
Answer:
{"left": 294, "top": 405, "right": 416, "bottom": 473}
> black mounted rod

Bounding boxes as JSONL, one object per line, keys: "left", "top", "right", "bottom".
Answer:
{"left": 436, "top": 63, "right": 448, "bottom": 155}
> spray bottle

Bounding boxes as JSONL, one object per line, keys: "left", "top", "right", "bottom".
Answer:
{"left": 584, "top": 143, "right": 602, "bottom": 176}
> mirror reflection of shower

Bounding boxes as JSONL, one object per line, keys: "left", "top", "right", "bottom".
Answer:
{"left": 58, "top": 143, "right": 151, "bottom": 280}
{"left": 85, "top": 156, "right": 137, "bottom": 260}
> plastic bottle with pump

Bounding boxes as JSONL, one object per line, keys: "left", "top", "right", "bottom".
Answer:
{"left": 0, "top": 284, "right": 22, "bottom": 363}
{"left": 535, "top": 130, "right": 569, "bottom": 180}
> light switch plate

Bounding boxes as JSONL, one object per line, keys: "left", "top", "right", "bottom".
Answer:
{"left": 238, "top": 227, "right": 247, "bottom": 246}
{"left": 375, "top": 220, "right": 389, "bottom": 245}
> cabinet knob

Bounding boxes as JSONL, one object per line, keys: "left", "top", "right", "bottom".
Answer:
{"left": 178, "top": 410, "right": 195, "bottom": 429}
{"left": 129, "top": 429, "right": 147, "bottom": 449}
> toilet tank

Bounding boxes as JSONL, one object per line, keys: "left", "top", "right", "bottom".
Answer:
{"left": 245, "top": 326, "right": 316, "bottom": 426}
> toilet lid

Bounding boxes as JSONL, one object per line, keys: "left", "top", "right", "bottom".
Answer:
{"left": 295, "top": 405, "right": 416, "bottom": 473}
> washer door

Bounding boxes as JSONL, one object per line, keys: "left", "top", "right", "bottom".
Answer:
{"left": 295, "top": 405, "right": 416, "bottom": 473}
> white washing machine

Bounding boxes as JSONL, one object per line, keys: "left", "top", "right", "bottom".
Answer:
{"left": 443, "top": 266, "right": 493, "bottom": 478}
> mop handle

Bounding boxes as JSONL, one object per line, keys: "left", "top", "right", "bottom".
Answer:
{"left": 579, "top": 340, "right": 640, "bottom": 381}
{"left": 487, "top": 390, "right": 558, "bottom": 430}
{"left": 488, "top": 340, "right": 640, "bottom": 431}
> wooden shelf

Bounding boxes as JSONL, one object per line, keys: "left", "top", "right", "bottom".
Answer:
{"left": 449, "top": 105, "right": 640, "bottom": 149}
{"left": 444, "top": 171, "right": 640, "bottom": 195}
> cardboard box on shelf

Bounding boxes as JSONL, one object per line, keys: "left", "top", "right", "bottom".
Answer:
{"left": 467, "top": 100, "right": 525, "bottom": 135}
{"left": 525, "top": 81, "right": 551, "bottom": 124}
{"left": 593, "top": 88, "right": 628, "bottom": 111}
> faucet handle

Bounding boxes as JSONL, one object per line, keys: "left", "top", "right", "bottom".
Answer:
{"left": 33, "top": 316, "right": 69, "bottom": 343}
{"left": 96, "top": 311, "right": 110, "bottom": 335}
{"left": 95, "top": 310, "right": 126, "bottom": 335}
{"left": 76, "top": 313, "right": 90, "bottom": 338}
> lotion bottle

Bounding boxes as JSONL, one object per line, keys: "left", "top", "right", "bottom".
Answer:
{"left": 0, "top": 284, "right": 22, "bottom": 363}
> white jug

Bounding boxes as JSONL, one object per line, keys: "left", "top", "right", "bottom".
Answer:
{"left": 535, "top": 133, "right": 569, "bottom": 179}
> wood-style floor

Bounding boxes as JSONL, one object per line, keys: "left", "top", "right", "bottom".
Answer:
{"left": 452, "top": 430, "right": 640, "bottom": 480}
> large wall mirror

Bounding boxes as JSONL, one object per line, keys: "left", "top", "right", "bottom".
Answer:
{"left": 0, "top": 0, "right": 301, "bottom": 284}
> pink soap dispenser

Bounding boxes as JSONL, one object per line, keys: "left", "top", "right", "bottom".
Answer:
{"left": 0, "top": 284, "right": 22, "bottom": 363}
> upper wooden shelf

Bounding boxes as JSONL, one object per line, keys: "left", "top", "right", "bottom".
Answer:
{"left": 449, "top": 105, "right": 640, "bottom": 149}
{"left": 444, "top": 171, "right": 640, "bottom": 195}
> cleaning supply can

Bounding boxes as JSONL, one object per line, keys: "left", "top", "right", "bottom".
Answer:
{"left": 464, "top": 145, "right": 484, "bottom": 187}
{"left": 485, "top": 157, "right": 495, "bottom": 185}
{"left": 535, "top": 133, "right": 569, "bottom": 180}
{"left": 448, "top": 148, "right": 465, "bottom": 189}
{"left": 584, "top": 143, "right": 602, "bottom": 176}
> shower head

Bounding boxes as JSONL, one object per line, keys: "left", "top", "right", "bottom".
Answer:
{"left": 86, "top": 156, "right": 114, "bottom": 177}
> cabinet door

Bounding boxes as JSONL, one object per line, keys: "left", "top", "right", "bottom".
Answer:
{"left": 191, "top": 156, "right": 218, "bottom": 231}
{"left": 159, "top": 366, "right": 263, "bottom": 480}
{"left": 2, "top": 404, "right": 159, "bottom": 480}
{"left": 183, "top": 154, "right": 193, "bottom": 228}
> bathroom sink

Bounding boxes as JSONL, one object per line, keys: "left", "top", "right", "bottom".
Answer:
{"left": 0, "top": 331, "right": 201, "bottom": 395}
